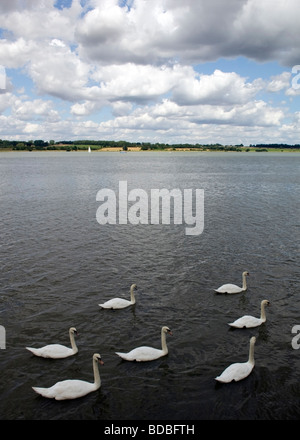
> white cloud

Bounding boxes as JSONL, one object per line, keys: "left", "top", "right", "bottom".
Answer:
{"left": 75, "top": 0, "right": 300, "bottom": 66}
{"left": 76, "top": 2, "right": 126, "bottom": 46}
{"left": 266, "top": 72, "right": 291, "bottom": 92}
{"left": 172, "top": 70, "right": 264, "bottom": 106}
{"left": 0, "top": 0, "right": 81, "bottom": 41}
{"left": 12, "top": 98, "right": 60, "bottom": 122}
{"left": 0, "top": 38, "right": 38, "bottom": 69}
{"left": 50, "top": 39, "right": 66, "bottom": 48}
{"left": 27, "top": 43, "right": 91, "bottom": 101}
{"left": 231, "top": 0, "right": 300, "bottom": 66}
{"left": 104, "top": 98, "right": 284, "bottom": 132}
{"left": 23, "top": 122, "right": 41, "bottom": 134}
{"left": 91, "top": 63, "right": 190, "bottom": 103}
{"left": 71, "top": 100, "right": 101, "bottom": 116}
{"left": 111, "top": 101, "right": 133, "bottom": 117}
{"left": 0, "top": 91, "right": 15, "bottom": 113}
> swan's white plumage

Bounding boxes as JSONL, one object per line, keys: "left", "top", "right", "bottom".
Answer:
{"left": 229, "top": 300, "right": 270, "bottom": 328}
{"left": 26, "top": 327, "right": 78, "bottom": 359}
{"left": 214, "top": 271, "right": 249, "bottom": 294}
{"left": 116, "top": 326, "right": 172, "bottom": 362}
{"left": 32, "top": 353, "right": 104, "bottom": 400}
{"left": 215, "top": 336, "right": 256, "bottom": 383}
{"left": 99, "top": 284, "right": 137, "bottom": 309}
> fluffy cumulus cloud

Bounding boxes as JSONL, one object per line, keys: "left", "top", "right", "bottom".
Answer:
{"left": 172, "top": 70, "right": 264, "bottom": 106}
{"left": 75, "top": 0, "right": 300, "bottom": 66}
{"left": 0, "top": 0, "right": 299, "bottom": 143}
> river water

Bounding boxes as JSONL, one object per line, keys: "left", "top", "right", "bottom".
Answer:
{"left": 0, "top": 151, "right": 299, "bottom": 420}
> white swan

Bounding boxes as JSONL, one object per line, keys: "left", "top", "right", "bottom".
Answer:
{"left": 115, "top": 326, "right": 173, "bottom": 362}
{"left": 229, "top": 300, "right": 270, "bottom": 328}
{"left": 32, "top": 353, "right": 104, "bottom": 400}
{"left": 99, "top": 284, "right": 137, "bottom": 309}
{"left": 215, "top": 336, "right": 256, "bottom": 383}
{"left": 26, "top": 327, "right": 78, "bottom": 359}
{"left": 214, "top": 271, "right": 249, "bottom": 294}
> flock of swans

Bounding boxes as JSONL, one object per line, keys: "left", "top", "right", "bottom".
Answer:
{"left": 26, "top": 271, "right": 270, "bottom": 400}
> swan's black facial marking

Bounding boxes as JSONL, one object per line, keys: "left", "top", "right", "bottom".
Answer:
{"left": 95, "top": 354, "right": 104, "bottom": 364}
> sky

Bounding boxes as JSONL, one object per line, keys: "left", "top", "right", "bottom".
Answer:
{"left": 0, "top": 0, "right": 300, "bottom": 145}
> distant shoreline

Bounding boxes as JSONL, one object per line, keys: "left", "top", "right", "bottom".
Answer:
{"left": 1, "top": 147, "right": 300, "bottom": 153}
{"left": 1, "top": 140, "right": 300, "bottom": 153}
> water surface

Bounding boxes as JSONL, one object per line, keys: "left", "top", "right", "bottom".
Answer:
{"left": 0, "top": 151, "right": 299, "bottom": 420}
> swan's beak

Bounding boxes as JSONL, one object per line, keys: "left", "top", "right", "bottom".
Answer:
{"left": 99, "top": 359, "right": 104, "bottom": 365}
{"left": 168, "top": 330, "right": 173, "bottom": 336}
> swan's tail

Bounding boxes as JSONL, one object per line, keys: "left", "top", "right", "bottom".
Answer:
{"left": 215, "top": 375, "right": 228, "bottom": 383}
{"left": 32, "top": 386, "right": 54, "bottom": 398}
{"left": 26, "top": 347, "right": 40, "bottom": 356}
{"left": 115, "top": 351, "right": 128, "bottom": 360}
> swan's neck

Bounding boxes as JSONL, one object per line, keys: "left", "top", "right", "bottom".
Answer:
{"left": 130, "top": 287, "right": 136, "bottom": 304}
{"left": 248, "top": 341, "right": 255, "bottom": 365}
{"left": 242, "top": 274, "right": 247, "bottom": 291}
{"left": 260, "top": 303, "right": 267, "bottom": 322}
{"left": 161, "top": 329, "right": 168, "bottom": 354}
{"left": 93, "top": 359, "right": 101, "bottom": 387}
{"left": 69, "top": 331, "right": 78, "bottom": 352}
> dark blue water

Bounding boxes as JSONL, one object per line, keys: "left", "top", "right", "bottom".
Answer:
{"left": 0, "top": 151, "right": 299, "bottom": 420}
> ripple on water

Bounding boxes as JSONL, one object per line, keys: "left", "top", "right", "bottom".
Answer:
{"left": 0, "top": 152, "right": 299, "bottom": 420}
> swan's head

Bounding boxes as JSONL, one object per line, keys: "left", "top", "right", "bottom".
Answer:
{"left": 262, "top": 300, "right": 270, "bottom": 307}
{"left": 243, "top": 271, "right": 250, "bottom": 276}
{"left": 131, "top": 284, "right": 138, "bottom": 291}
{"left": 93, "top": 353, "right": 104, "bottom": 365}
{"left": 69, "top": 327, "right": 77, "bottom": 335}
{"left": 250, "top": 336, "right": 256, "bottom": 345}
{"left": 162, "top": 326, "right": 173, "bottom": 336}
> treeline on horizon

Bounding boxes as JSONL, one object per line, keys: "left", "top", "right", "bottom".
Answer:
{"left": 0, "top": 139, "right": 299, "bottom": 151}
